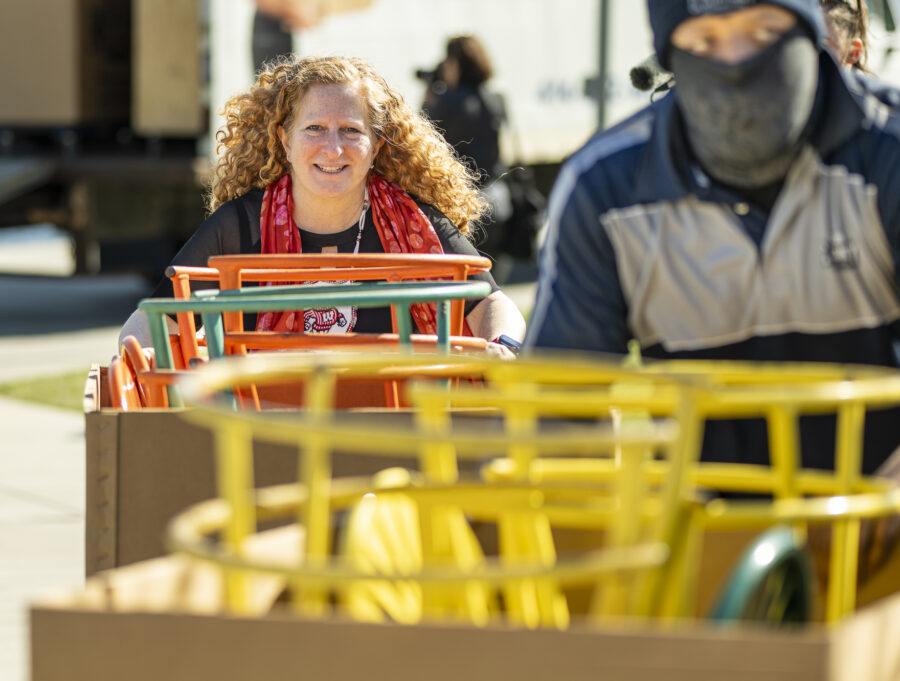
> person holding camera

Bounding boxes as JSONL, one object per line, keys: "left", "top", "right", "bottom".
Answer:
{"left": 420, "top": 36, "right": 522, "bottom": 269}
{"left": 422, "top": 37, "right": 507, "bottom": 188}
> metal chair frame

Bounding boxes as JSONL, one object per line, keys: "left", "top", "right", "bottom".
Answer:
{"left": 167, "top": 253, "right": 491, "bottom": 364}
{"left": 467, "top": 356, "right": 900, "bottom": 622}
{"left": 168, "top": 351, "right": 688, "bottom": 628}
{"left": 138, "top": 280, "right": 491, "bottom": 407}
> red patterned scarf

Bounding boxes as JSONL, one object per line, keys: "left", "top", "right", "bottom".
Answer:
{"left": 256, "top": 173, "right": 468, "bottom": 335}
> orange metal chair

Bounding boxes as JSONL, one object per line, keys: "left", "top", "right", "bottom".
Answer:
{"left": 167, "top": 253, "right": 491, "bottom": 359}
{"left": 107, "top": 355, "right": 142, "bottom": 411}
{"left": 208, "top": 253, "right": 490, "bottom": 343}
{"left": 118, "top": 335, "right": 177, "bottom": 408}
{"left": 165, "top": 253, "right": 493, "bottom": 408}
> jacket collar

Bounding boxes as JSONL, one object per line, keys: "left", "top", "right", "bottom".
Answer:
{"left": 631, "top": 51, "right": 867, "bottom": 205}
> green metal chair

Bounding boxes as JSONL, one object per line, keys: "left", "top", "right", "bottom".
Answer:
{"left": 710, "top": 525, "right": 813, "bottom": 626}
{"left": 137, "top": 279, "right": 491, "bottom": 407}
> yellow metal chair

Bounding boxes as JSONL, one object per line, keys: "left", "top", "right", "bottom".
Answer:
{"left": 166, "top": 351, "right": 685, "bottom": 628}
{"left": 472, "top": 356, "right": 900, "bottom": 623}
{"left": 408, "top": 370, "right": 697, "bottom": 624}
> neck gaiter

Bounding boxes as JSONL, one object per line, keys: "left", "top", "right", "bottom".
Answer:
{"left": 671, "top": 26, "right": 819, "bottom": 188}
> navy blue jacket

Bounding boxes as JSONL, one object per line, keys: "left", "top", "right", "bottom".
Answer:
{"left": 526, "top": 54, "right": 900, "bottom": 473}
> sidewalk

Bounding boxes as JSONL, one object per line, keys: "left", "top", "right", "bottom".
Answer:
{"left": 0, "top": 398, "right": 86, "bottom": 681}
{"left": 0, "top": 327, "right": 121, "bottom": 383}
{"left": 0, "top": 319, "right": 126, "bottom": 681}
{"left": 0, "top": 238, "right": 151, "bottom": 681}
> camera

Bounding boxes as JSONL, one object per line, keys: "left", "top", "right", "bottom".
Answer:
{"left": 415, "top": 67, "right": 440, "bottom": 82}
{"left": 415, "top": 61, "right": 448, "bottom": 95}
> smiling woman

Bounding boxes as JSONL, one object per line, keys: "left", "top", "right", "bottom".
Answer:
{"left": 277, "top": 82, "right": 383, "bottom": 231}
{"left": 118, "top": 56, "right": 526, "bottom": 355}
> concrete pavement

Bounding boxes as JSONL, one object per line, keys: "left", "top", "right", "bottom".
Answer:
{"left": 0, "top": 397, "right": 85, "bottom": 681}
{"left": 0, "top": 233, "right": 152, "bottom": 681}
{"left": 0, "top": 326, "right": 121, "bottom": 384}
{"left": 0, "top": 322, "right": 137, "bottom": 681}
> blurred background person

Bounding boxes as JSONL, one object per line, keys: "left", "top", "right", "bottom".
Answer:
{"left": 820, "top": 0, "right": 900, "bottom": 108}
{"left": 821, "top": 0, "right": 871, "bottom": 71}
{"left": 527, "top": 0, "right": 900, "bottom": 474}
{"left": 252, "top": 0, "right": 373, "bottom": 73}
{"left": 420, "top": 36, "right": 516, "bottom": 275}
{"left": 252, "top": 0, "right": 321, "bottom": 73}
{"left": 119, "top": 55, "right": 525, "bottom": 355}
{"left": 422, "top": 36, "right": 507, "bottom": 189}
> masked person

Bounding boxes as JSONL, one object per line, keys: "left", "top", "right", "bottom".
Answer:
{"left": 525, "top": 0, "right": 900, "bottom": 475}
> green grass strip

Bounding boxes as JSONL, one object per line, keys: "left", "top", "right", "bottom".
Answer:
{"left": 0, "top": 370, "right": 88, "bottom": 412}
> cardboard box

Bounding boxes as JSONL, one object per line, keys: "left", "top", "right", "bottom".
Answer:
{"left": 85, "top": 365, "right": 292, "bottom": 575}
{"left": 0, "top": 0, "right": 129, "bottom": 127}
{"left": 30, "top": 551, "right": 900, "bottom": 681}
{"left": 83, "top": 364, "right": 900, "bottom": 618}
{"left": 83, "top": 365, "right": 475, "bottom": 576}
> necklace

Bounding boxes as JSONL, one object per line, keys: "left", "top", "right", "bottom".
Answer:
{"left": 352, "top": 187, "right": 370, "bottom": 255}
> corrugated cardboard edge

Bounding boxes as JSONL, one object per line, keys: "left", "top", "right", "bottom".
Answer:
{"left": 31, "top": 556, "right": 833, "bottom": 681}
{"left": 85, "top": 364, "right": 119, "bottom": 577}
{"left": 83, "top": 365, "right": 102, "bottom": 414}
{"left": 28, "top": 609, "right": 832, "bottom": 681}
{"left": 830, "top": 586, "right": 900, "bottom": 681}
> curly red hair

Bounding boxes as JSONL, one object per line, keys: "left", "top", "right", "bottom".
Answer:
{"left": 210, "top": 55, "right": 486, "bottom": 234}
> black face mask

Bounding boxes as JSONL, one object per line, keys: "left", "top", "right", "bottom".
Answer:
{"left": 671, "top": 26, "right": 819, "bottom": 189}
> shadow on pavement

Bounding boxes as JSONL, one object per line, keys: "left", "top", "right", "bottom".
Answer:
{"left": 0, "top": 273, "right": 153, "bottom": 336}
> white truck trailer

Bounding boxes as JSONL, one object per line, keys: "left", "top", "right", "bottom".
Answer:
{"left": 2, "top": 0, "right": 899, "bottom": 273}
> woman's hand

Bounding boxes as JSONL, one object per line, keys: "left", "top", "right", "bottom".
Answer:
{"left": 483, "top": 340, "right": 517, "bottom": 360}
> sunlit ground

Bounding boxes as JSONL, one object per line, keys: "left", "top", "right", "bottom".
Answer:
{"left": 0, "top": 224, "right": 75, "bottom": 277}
